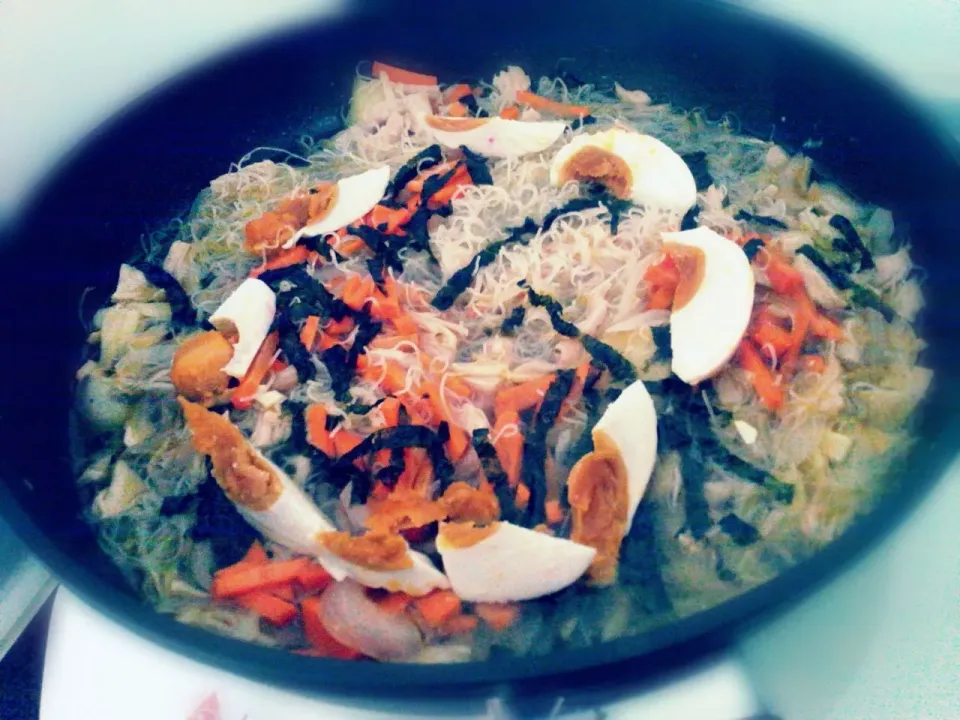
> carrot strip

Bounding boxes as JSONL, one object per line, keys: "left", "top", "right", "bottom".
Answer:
{"left": 242, "top": 541, "right": 268, "bottom": 566}
{"left": 295, "top": 563, "right": 334, "bottom": 593}
{"left": 545, "top": 499, "right": 564, "bottom": 526}
{"left": 249, "top": 245, "right": 310, "bottom": 278}
{"left": 300, "top": 596, "right": 364, "bottom": 659}
{"left": 300, "top": 315, "right": 321, "bottom": 351}
{"left": 494, "top": 375, "right": 555, "bottom": 416}
{"left": 371, "top": 61, "right": 438, "bottom": 87}
{"left": 427, "top": 166, "right": 473, "bottom": 209}
{"left": 751, "top": 321, "right": 795, "bottom": 356}
{"left": 492, "top": 410, "right": 523, "bottom": 487}
{"left": 325, "top": 316, "right": 355, "bottom": 336}
{"left": 498, "top": 105, "right": 520, "bottom": 120}
{"left": 377, "top": 592, "right": 413, "bottom": 615}
{"left": 235, "top": 591, "right": 298, "bottom": 626}
{"left": 231, "top": 331, "right": 280, "bottom": 410}
{"left": 366, "top": 205, "right": 412, "bottom": 234}
{"left": 515, "top": 483, "right": 530, "bottom": 510}
{"left": 762, "top": 251, "right": 806, "bottom": 295}
{"left": 270, "top": 585, "right": 296, "bottom": 602}
{"left": 443, "top": 83, "right": 472, "bottom": 103}
{"left": 336, "top": 236, "right": 368, "bottom": 257}
{"left": 405, "top": 161, "right": 459, "bottom": 194}
{"left": 305, "top": 404, "right": 337, "bottom": 456}
{"left": 440, "top": 614, "right": 479, "bottom": 636}
{"left": 809, "top": 310, "right": 845, "bottom": 342}
{"left": 333, "top": 430, "right": 364, "bottom": 458}
{"left": 415, "top": 590, "right": 462, "bottom": 628}
{"left": 737, "top": 341, "right": 784, "bottom": 411}
{"left": 420, "top": 380, "right": 470, "bottom": 460}
{"left": 392, "top": 313, "right": 419, "bottom": 336}
{"left": 378, "top": 397, "right": 402, "bottom": 427}
{"left": 475, "top": 603, "right": 520, "bottom": 632}
{"left": 211, "top": 558, "right": 310, "bottom": 599}
{"left": 448, "top": 101, "right": 468, "bottom": 117}
{"left": 515, "top": 89, "right": 588, "bottom": 117}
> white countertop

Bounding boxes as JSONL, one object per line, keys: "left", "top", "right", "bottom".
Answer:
{"left": 2, "top": 2, "right": 959, "bottom": 718}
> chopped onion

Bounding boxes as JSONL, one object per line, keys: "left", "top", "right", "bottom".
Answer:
{"left": 319, "top": 580, "right": 424, "bottom": 661}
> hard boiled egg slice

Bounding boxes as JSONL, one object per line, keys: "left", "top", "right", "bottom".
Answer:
{"left": 208, "top": 278, "right": 276, "bottom": 379}
{"left": 179, "top": 399, "right": 448, "bottom": 593}
{"left": 422, "top": 115, "right": 567, "bottom": 158}
{"left": 660, "top": 227, "right": 755, "bottom": 385}
{"left": 436, "top": 521, "right": 596, "bottom": 602}
{"left": 320, "top": 542, "right": 449, "bottom": 597}
{"left": 549, "top": 128, "right": 697, "bottom": 215}
{"left": 286, "top": 166, "right": 391, "bottom": 245}
{"left": 592, "top": 379, "right": 658, "bottom": 527}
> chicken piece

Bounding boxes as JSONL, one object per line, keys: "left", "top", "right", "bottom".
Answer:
{"left": 317, "top": 531, "right": 413, "bottom": 571}
{"left": 178, "top": 398, "right": 281, "bottom": 511}
{"left": 440, "top": 481, "right": 500, "bottom": 524}
{"left": 566, "top": 430, "right": 629, "bottom": 585}
{"left": 170, "top": 331, "right": 234, "bottom": 405}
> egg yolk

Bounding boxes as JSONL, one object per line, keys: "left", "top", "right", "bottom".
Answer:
{"left": 317, "top": 531, "right": 414, "bottom": 571}
{"left": 178, "top": 398, "right": 282, "bottom": 511}
{"left": 557, "top": 146, "right": 633, "bottom": 200}
{"left": 566, "top": 429, "right": 629, "bottom": 585}
{"left": 438, "top": 521, "right": 501, "bottom": 549}
{"left": 170, "top": 331, "right": 234, "bottom": 405}
{"left": 306, "top": 182, "right": 339, "bottom": 225}
{"left": 424, "top": 115, "right": 490, "bottom": 132}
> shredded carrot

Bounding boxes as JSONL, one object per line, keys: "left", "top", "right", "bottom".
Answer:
{"left": 440, "top": 614, "right": 479, "bottom": 636}
{"left": 492, "top": 410, "right": 523, "bottom": 487}
{"left": 235, "top": 591, "right": 298, "bottom": 626}
{"left": 545, "top": 499, "right": 564, "bottom": 526}
{"left": 427, "top": 166, "right": 473, "bottom": 209}
{"left": 333, "top": 430, "right": 364, "bottom": 458}
{"left": 761, "top": 250, "right": 806, "bottom": 295}
{"left": 366, "top": 204, "right": 412, "bottom": 234}
{"left": 494, "top": 375, "right": 555, "bottom": 416}
{"left": 378, "top": 397, "right": 402, "bottom": 427}
{"left": 342, "top": 274, "right": 374, "bottom": 311}
{"left": 392, "top": 313, "right": 419, "bottom": 336}
{"left": 809, "top": 309, "right": 845, "bottom": 342}
{"left": 415, "top": 590, "right": 462, "bottom": 628}
{"left": 448, "top": 101, "right": 468, "bottom": 117}
{"left": 295, "top": 562, "right": 334, "bottom": 593}
{"left": 406, "top": 193, "right": 422, "bottom": 213}
{"left": 249, "top": 245, "right": 310, "bottom": 278}
{"left": 475, "top": 603, "right": 520, "bottom": 632}
{"left": 515, "top": 483, "right": 530, "bottom": 510}
{"left": 300, "top": 596, "right": 363, "bottom": 660}
{"left": 300, "top": 315, "right": 321, "bottom": 351}
{"left": 336, "top": 236, "right": 368, "bottom": 257}
{"left": 231, "top": 331, "right": 280, "bottom": 410}
{"left": 305, "top": 404, "right": 337, "bottom": 456}
{"left": 377, "top": 592, "right": 413, "bottom": 615}
{"left": 405, "top": 160, "right": 459, "bottom": 194}
{"left": 751, "top": 320, "right": 794, "bottom": 356}
{"left": 270, "top": 585, "right": 296, "bottom": 602}
{"left": 325, "top": 316, "right": 355, "bottom": 336}
{"left": 737, "top": 340, "right": 784, "bottom": 411}
{"left": 241, "top": 541, "right": 268, "bottom": 566}
{"left": 443, "top": 83, "right": 472, "bottom": 103}
{"left": 515, "top": 89, "right": 588, "bottom": 117}
{"left": 419, "top": 380, "right": 470, "bottom": 460}
{"left": 371, "top": 61, "right": 438, "bottom": 87}
{"left": 211, "top": 558, "right": 310, "bottom": 599}
{"left": 498, "top": 105, "right": 520, "bottom": 120}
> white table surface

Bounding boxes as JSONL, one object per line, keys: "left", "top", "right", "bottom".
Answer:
{"left": 2, "top": 2, "right": 959, "bottom": 718}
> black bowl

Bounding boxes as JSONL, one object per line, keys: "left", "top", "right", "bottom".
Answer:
{"left": 2, "top": 0, "right": 959, "bottom": 699}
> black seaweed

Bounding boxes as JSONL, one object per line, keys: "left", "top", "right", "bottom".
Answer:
{"left": 569, "top": 114, "right": 597, "bottom": 131}
{"left": 680, "top": 206, "right": 700, "bottom": 232}
{"left": 679, "top": 443, "right": 711, "bottom": 539}
{"left": 681, "top": 151, "right": 713, "bottom": 191}
{"left": 718, "top": 513, "right": 761, "bottom": 546}
{"left": 191, "top": 474, "right": 259, "bottom": 567}
{"left": 581, "top": 335, "right": 638, "bottom": 384}
{"left": 274, "top": 314, "right": 315, "bottom": 381}
{"left": 525, "top": 285, "right": 580, "bottom": 338}
{"left": 159, "top": 493, "right": 196, "bottom": 517}
{"left": 267, "top": 267, "right": 352, "bottom": 322}
{"left": 387, "top": 144, "right": 442, "bottom": 198}
{"left": 564, "top": 387, "right": 605, "bottom": 470}
{"left": 651, "top": 325, "right": 672, "bottom": 363}
{"left": 619, "top": 499, "right": 673, "bottom": 613}
{"left": 319, "top": 345, "right": 352, "bottom": 401}
{"left": 324, "top": 413, "right": 343, "bottom": 432}
{"left": 829, "top": 214, "right": 874, "bottom": 270}
{"left": 431, "top": 218, "right": 538, "bottom": 310}
{"left": 347, "top": 225, "right": 405, "bottom": 275}
{"left": 499, "top": 306, "right": 526, "bottom": 336}
{"left": 472, "top": 428, "right": 521, "bottom": 524}
{"left": 797, "top": 245, "right": 897, "bottom": 322}
{"left": 735, "top": 209, "right": 789, "bottom": 230}
{"left": 367, "top": 256, "right": 386, "bottom": 286}
{"left": 521, "top": 369, "right": 576, "bottom": 527}
{"left": 742, "top": 238, "right": 765, "bottom": 261}
{"left": 459, "top": 146, "right": 493, "bottom": 186}
{"left": 344, "top": 397, "right": 387, "bottom": 415}
{"left": 131, "top": 262, "right": 195, "bottom": 328}
{"left": 458, "top": 94, "right": 488, "bottom": 118}
{"left": 422, "top": 167, "right": 459, "bottom": 204}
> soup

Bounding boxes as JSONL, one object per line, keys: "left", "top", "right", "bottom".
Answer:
{"left": 73, "top": 62, "right": 928, "bottom": 663}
